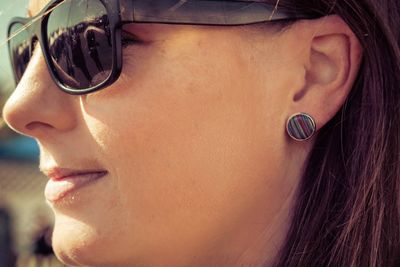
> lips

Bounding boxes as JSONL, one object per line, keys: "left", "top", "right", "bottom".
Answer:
{"left": 43, "top": 168, "right": 107, "bottom": 202}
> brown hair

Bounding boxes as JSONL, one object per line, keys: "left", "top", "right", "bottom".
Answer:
{"left": 266, "top": 0, "right": 400, "bottom": 266}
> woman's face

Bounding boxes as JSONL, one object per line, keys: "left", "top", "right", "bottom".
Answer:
{"left": 3, "top": 0, "right": 311, "bottom": 266}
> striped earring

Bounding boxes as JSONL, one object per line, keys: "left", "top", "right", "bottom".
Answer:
{"left": 286, "top": 113, "right": 316, "bottom": 141}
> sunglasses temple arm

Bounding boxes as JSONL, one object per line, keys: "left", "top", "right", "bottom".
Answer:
{"left": 119, "top": 0, "right": 311, "bottom": 25}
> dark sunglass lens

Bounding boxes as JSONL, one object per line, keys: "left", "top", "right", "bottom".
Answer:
{"left": 47, "top": 0, "right": 112, "bottom": 90}
{"left": 9, "top": 23, "right": 31, "bottom": 83}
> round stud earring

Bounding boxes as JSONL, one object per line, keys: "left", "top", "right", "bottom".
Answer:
{"left": 286, "top": 113, "right": 316, "bottom": 141}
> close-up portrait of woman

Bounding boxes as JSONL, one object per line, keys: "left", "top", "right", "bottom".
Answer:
{"left": 1, "top": 0, "right": 399, "bottom": 266}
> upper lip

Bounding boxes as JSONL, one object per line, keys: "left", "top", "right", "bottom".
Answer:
{"left": 41, "top": 167, "right": 108, "bottom": 181}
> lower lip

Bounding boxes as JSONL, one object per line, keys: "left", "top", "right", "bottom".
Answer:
{"left": 45, "top": 172, "right": 107, "bottom": 202}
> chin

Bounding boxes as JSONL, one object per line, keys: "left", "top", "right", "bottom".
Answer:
{"left": 51, "top": 215, "right": 127, "bottom": 267}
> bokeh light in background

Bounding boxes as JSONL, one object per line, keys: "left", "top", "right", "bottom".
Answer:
{"left": 0, "top": 1, "right": 64, "bottom": 266}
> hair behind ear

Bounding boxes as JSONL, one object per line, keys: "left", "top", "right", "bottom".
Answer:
{"left": 271, "top": 0, "right": 400, "bottom": 266}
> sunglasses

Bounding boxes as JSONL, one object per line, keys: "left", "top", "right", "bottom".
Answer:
{"left": 8, "top": 0, "right": 317, "bottom": 95}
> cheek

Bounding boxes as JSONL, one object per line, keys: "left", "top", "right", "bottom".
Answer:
{"left": 80, "top": 33, "right": 292, "bottom": 262}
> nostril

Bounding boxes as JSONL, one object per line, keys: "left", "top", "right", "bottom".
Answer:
{"left": 26, "top": 121, "right": 54, "bottom": 131}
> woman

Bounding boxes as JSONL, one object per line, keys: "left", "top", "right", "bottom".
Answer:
{"left": 2, "top": 0, "right": 400, "bottom": 266}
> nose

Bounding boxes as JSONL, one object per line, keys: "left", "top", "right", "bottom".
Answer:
{"left": 3, "top": 45, "right": 78, "bottom": 139}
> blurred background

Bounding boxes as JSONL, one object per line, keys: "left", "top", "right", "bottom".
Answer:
{"left": 0, "top": 1, "right": 64, "bottom": 266}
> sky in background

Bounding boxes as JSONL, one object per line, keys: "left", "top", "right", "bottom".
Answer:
{"left": 0, "top": 0, "right": 29, "bottom": 90}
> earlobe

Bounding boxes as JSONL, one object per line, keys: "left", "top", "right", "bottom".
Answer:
{"left": 290, "top": 15, "right": 363, "bottom": 131}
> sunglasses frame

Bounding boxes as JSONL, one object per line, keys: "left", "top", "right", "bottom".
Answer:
{"left": 8, "top": 0, "right": 319, "bottom": 95}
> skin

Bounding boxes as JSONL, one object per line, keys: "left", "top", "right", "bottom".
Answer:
{"left": 3, "top": 0, "right": 362, "bottom": 266}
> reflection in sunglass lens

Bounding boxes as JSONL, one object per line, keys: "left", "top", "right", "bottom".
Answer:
{"left": 9, "top": 23, "right": 31, "bottom": 83}
{"left": 47, "top": 0, "right": 112, "bottom": 90}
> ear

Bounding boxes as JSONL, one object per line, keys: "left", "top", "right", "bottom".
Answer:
{"left": 288, "top": 15, "right": 363, "bottom": 133}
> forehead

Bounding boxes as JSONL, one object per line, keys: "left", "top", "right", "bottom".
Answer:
{"left": 28, "top": 0, "right": 51, "bottom": 16}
